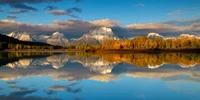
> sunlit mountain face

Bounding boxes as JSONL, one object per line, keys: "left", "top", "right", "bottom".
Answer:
{"left": 0, "top": 52, "right": 200, "bottom": 100}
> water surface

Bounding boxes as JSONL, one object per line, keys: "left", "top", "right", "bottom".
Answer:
{"left": 0, "top": 52, "right": 200, "bottom": 100}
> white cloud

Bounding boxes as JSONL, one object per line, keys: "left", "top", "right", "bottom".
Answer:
{"left": 0, "top": 18, "right": 200, "bottom": 38}
{"left": 50, "top": 10, "right": 67, "bottom": 15}
{"left": 90, "top": 18, "right": 120, "bottom": 27}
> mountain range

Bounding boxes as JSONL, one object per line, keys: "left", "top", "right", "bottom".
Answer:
{"left": 5, "top": 27, "right": 200, "bottom": 47}
{"left": 0, "top": 33, "right": 60, "bottom": 51}
{"left": 6, "top": 27, "right": 119, "bottom": 47}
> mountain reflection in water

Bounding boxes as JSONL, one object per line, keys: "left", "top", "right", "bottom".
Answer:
{"left": 0, "top": 52, "right": 200, "bottom": 100}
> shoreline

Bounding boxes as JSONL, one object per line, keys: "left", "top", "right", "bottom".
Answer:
{"left": 86, "top": 49, "right": 200, "bottom": 53}
{"left": 0, "top": 49, "right": 84, "bottom": 52}
{"left": 1, "top": 48, "right": 200, "bottom": 53}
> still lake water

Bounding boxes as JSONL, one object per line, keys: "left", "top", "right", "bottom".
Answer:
{"left": 0, "top": 52, "right": 200, "bottom": 100}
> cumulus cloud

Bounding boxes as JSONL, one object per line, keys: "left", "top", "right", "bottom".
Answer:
{"left": 9, "top": 9, "right": 28, "bottom": 14}
{"left": 53, "top": 20, "right": 92, "bottom": 28}
{"left": 0, "top": 19, "right": 92, "bottom": 37}
{"left": 0, "top": 19, "right": 121, "bottom": 37}
{"left": 7, "top": 15, "right": 17, "bottom": 18}
{"left": 0, "top": 18, "right": 200, "bottom": 38}
{"left": 50, "top": 10, "right": 67, "bottom": 15}
{"left": 91, "top": 18, "right": 120, "bottom": 27}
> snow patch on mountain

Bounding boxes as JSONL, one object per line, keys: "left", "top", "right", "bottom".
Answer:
{"left": 89, "top": 27, "right": 119, "bottom": 43}
{"left": 7, "top": 30, "right": 33, "bottom": 41}
{"left": 147, "top": 32, "right": 164, "bottom": 39}
{"left": 46, "top": 32, "right": 69, "bottom": 47}
{"left": 146, "top": 33, "right": 200, "bottom": 40}
{"left": 179, "top": 34, "right": 196, "bottom": 38}
{"left": 71, "top": 34, "right": 100, "bottom": 45}
{"left": 73, "top": 27, "right": 119, "bottom": 45}
{"left": 32, "top": 35, "right": 50, "bottom": 43}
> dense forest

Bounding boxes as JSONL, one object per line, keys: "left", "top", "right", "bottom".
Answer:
{"left": 1, "top": 33, "right": 200, "bottom": 52}
{"left": 75, "top": 36, "right": 200, "bottom": 52}
{"left": 101, "top": 36, "right": 200, "bottom": 50}
{"left": 0, "top": 34, "right": 63, "bottom": 50}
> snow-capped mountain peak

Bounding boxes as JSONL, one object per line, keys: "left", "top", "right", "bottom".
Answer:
{"left": 7, "top": 30, "right": 33, "bottom": 41}
{"left": 38, "top": 35, "right": 50, "bottom": 39}
{"left": 7, "top": 30, "right": 19, "bottom": 37}
{"left": 179, "top": 34, "right": 196, "bottom": 38}
{"left": 53, "top": 31, "right": 60, "bottom": 35}
{"left": 46, "top": 31, "right": 69, "bottom": 47}
{"left": 147, "top": 32, "right": 164, "bottom": 39}
{"left": 71, "top": 27, "right": 119, "bottom": 45}
{"left": 50, "top": 31, "right": 66, "bottom": 39}
{"left": 89, "top": 27, "right": 118, "bottom": 43}
{"left": 89, "top": 27, "right": 115, "bottom": 37}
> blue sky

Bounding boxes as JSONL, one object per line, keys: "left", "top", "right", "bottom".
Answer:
{"left": 1, "top": 0, "right": 200, "bottom": 25}
{"left": 0, "top": 0, "right": 200, "bottom": 37}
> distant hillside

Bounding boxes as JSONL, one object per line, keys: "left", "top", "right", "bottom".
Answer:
{"left": 0, "top": 34, "right": 62, "bottom": 50}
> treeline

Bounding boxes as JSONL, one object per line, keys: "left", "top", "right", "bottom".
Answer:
{"left": 0, "top": 34, "right": 63, "bottom": 50}
{"left": 72, "top": 36, "right": 200, "bottom": 51}
{"left": 101, "top": 36, "right": 200, "bottom": 50}
{"left": 7, "top": 43, "right": 55, "bottom": 50}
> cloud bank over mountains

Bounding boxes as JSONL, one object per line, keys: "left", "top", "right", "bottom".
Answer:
{"left": 0, "top": 18, "right": 200, "bottom": 38}
{"left": 0, "top": 0, "right": 199, "bottom": 38}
